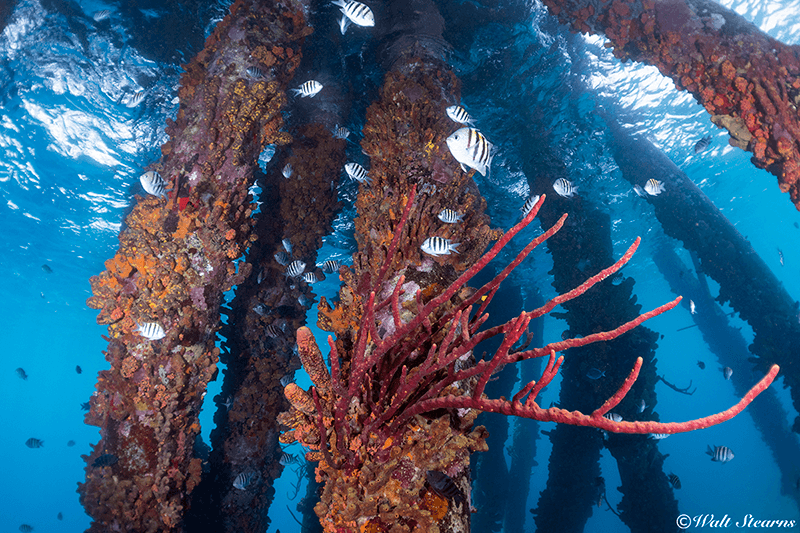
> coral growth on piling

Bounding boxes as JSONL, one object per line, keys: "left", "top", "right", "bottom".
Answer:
{"left": 79, "top": 0, "right": 310, "bottom": 530}
{"left": 279, "top": 187, "right": 778, "bottom": 532}
{"left": 542, "top": 0, "right": 800, "bottom": 209}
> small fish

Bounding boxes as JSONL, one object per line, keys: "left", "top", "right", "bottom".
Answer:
{"left": 603, "top": 413, "right": 623, "bottom": 423}
{"left": 67, "top": 440, "right": 75, "bottom": 447}
{"left": 595, "top": 476, "right": 606, "bottom": 507}
{"left": 253, "top": 304, "right": 266, "bottom": 316}
{"left": 126, "top": 90, "right": 145, "bottom": 108}
{"left": 282, "top": 163, "right": 293, "bottom": 179}
{"left": 697, "top": 360, "right": 706, "bottom": 369}
{"left": 553, "top": 178, "right": 577, "bottom": 198}
{"left": 135, "top": 322, "right": 166, "bottom": 341}
{"left": 265, "top": 324, "right": 283, "bottom": 338}
{"left": 257, "top": 268, "right": 265, "bottom": 284}
{"left": 446, "top": 127, "right": 494, "bottom": 177}
{"left": 92, "top": 9, "right": 112, "bottom": 21}
{"left": 707, "top": 445, "right": 734, "bottom": 463}
{"left": 286, "top": 260, "right": 306, "bottom": 278}
{"left": 80, "top": 402, "right": 90, "bottom": 411}
{"left": 280, "top": 374, "right": 294, "bottom": 387}
{"left": 421, "top": 236, "right": 460, "bottom": 256}
{"left": 649, "top": 433, "right": 670, "bottom": 439}
{"left": 282, "top": 238, "right": 293, "bottom": 255}
{"left": 298, "top": 295, "right": 315, "bottom": 307}
{"left": 437, "top": 208, "right": 464, "bottom": 224}
{"left": 638, "top": 399, "right": 646, "bottom": 413}
{"left": 57, "top": 512, "right": 63, "bottom": 520}
{"left": 76, "top": 365, "right": 82, "bottom": 374}
{"left": 274, "top": 251, "right": 291, "bottom": 266}
{"left": 586, "top": 368, "right": 605, "bottom": 380}
{"left": 521, "top": 195, "right": 540, "bottom": 217}
{"left": 93, "top": 453, "right": 118, "bottom": 467}
{"left": 332, "top": 0, "right": 375, "bottom": 34}
{"left": 233, "top": 471, "right": 254, "bottom": 490}
{"left": 279, "top": 452, "right": 299, "bottom": 465}
{"left": 41, "top": 264, "right": 53, "bottom": 273}
{"left": 15, "top": 367, "right": 27, "bottom": 380}
{"left": 291, "top": 80, "right": 323, "bottom": 98}
{"left": 777, "top": 248, "right": 784, "bottom": 266}
{"left": 446, "top": 105, "right": 474, "bottom": 125}
{"left": 246, "top": 66, "right": 264, "bottom": 79}
{"left": 426, "top": 471, "right": 465, "bottom": 506}
{"left": 139, "top": 170, "right": 167, "bottom": 198}
{"left": 302, "top": 271, "right": 322, "bottom": 284}
{"left": 320, "top": 259, "right": 341, "bottom": 274}
{"left": 632, "top": 184, "right": 647, "bottom": 198}
{"left": 694, "top": 135, "right": 712, "bottom": 154}
{"left": 722, "top": 366, "right": 733, "bottom": 380}
{"left": 332, "top": 125, "right": 350, "bottom": 139}
{"left": 25, "top": 438, "right": 44, "bottom": 448}
{"left": 643, "top": 178, "right": 665, "bottom": 196}
{"left": 668, "top": 473, "right": 681, "bottom": 489}
{"left": 689, "top": 300, "right": 696, "bottom": 314}
{"left": 345, "top": 162, "right": 371, "bottom": 184}
{"left": 19, "top": 525, "right": 34, "bottom": 533}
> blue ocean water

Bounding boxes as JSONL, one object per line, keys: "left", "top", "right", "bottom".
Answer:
{"left": 1, "top": 0, "right": 799, "bottom": 531}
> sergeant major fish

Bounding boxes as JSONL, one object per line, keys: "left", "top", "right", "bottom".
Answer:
{"left": 426, "top": 470, "right": 465, "bottom": 506}
{"left": 421, "top": 236, "right": 459, "bottom": 256}
{"left": 446, "top": 105, "right": 474, "bottom": 125}
{"left": 25, "top": 438, "right": 43, "bottom": 448}
{"left": 707, "top": 445, "right": 734, "bottom": 463}
{"left": 446, "top": 127, "right": 494, "bottom": 177}
{"left": 521, "top": 194, "right": 540, "bottom": 218}
{"left": 15, "top": 367, "right": 27, "bottom": 380}
{"left": 668, "top": 473, "right": 681, "bottom": 489}
{"left": 286, "top": 260, "right": 306, "bottom": 278}
{"left": 135, "top": 322, "right": 166, "bottom": 341}
{"left": 437, "top": 208, "right": 464, "bottom": 224}
{"left": 553, "top": 178, "right": 577, "bottom": 198}
{"left": 140, "top": 170, "right": 167, "bottom": 198}
{"left": 291, "top": 80, "right": 323, "bottom": 98}
{"left": 694, "top": 135, "right": 712, "bottom": 154}
{"left": 332, "top": 0, "right": 374, "bottom": 34}
{"left": 643, "top": 178, "right": 665, "bottom": 196}
{"left": 320, "top": 259, "right": 341, "bottom": 274}
{"left": 345, "top": 162, "right": 371, "bottom": 184}
{"left": 233, "top": 471, "right": 254, "bottom": 490}
{"left": 332, "top": 125, "right": 350, "bottom": 139}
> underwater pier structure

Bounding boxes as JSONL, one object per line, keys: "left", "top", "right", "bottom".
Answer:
{"left": 78, "top": 0, "right": 309, "bottom": 530}
{"left": 540, "top": 0, "right": 800, "bottom": 210}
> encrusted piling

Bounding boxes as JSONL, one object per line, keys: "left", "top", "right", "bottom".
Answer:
{"left": 79, "top": 1, "right": 310, "bottom": 530}
{"left": 541, "top": 0, "right": 800, "bottom": 210}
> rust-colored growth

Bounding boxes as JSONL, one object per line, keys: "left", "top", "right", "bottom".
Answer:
{"left": 278, "top": 123, "right": 345, "bottom": 260}
{"left": 539, "top": 0, "right": 800, "bottom": 209}
{"left": 297, "top": 326, "right": 331, "bottom": 391}
{"left": 78, "top": 0, "right": 310, "bottom": 531}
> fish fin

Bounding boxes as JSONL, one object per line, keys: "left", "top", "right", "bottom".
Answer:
{"left": 460, "top": 163, "right": 469, "bottom": 174}
{"left": 331, "top": 0, "right": 347, "bottom": 6}
{"left": 340, "top": 15, "right": 351, "bottom": 34}
{"left": 450, "top": 242, "right": 460, "bottom": 254}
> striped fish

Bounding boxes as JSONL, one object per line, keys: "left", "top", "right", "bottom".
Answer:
{"left": 421, "top": 236, "right": 459, "bottom": 256}
{"left": 319, "top": 259, "right": 341, "bottom": 274}
{"left": 265, "top": 324, "right": 283, "bottom": 338}
{"left": 707, "top": 445, "right": 734, "bottom": 463}
{"left": 520, "top": 194, "right": 540, "bottom": 217}
{"left": 291, "top": 80, "right": 322, "bottom": 98}
{"left": 25, "top": 437, "right": 43, "bottom": 448}
{"left": 279, "top": 452, "right": 299, "bottom": 465}
{"left": 274, "top": 251, "right": 291, "bottom": 266}
{"left": 135, "top": 322, "right": 166, "bottom": 341}
{"left": 126, "top": 90, "right": 145, "bottom": 108}
{"left": 286, "top": 260, "right": 306, "bottom": 278}
{"left": 302, "top": 271, "right": 323, "bottom": 284}
{"left": 643, "top": 178, "right": 665, "bottom": 196}
{"left": 603, "top": 412, "right": 623, "bottom": 423}
{"left": 446, "top": 127, "right": 494, "bottom": 177}
{"left": 437, "top": 208, "right": 463, "bottom": 224}
{"left": 553, "top": 178, "right": 577, "bottom": 198}
{"left": 344, "top": 162, "right": 371, "bottom": 184}
{"left": 426, "top": 471, "right": 465, "bottom": 506}
{"left": 233, "top": 471, "right": 254, "bottom": 490}
{"left": 19, "top": 525, "right": 34, "bottom": 533}
{"left": 280, "top": 374, "right": 295, "bottom": 387}
{"left": 694, "top": 135, "right": 712, "bottom": 153}
{"left": 246, "top": 66, "right": 264, "bottom": 79}
{"left": 446, "top": 105, "right": 474, "bottom": 125}
{"left": 332, "top": 0, "right": 374, "bottom": 34}
{"left": 139, "top": 170, "right": 167, "bottom": 198}
{"left": 649, "top": 433, "right": 670, "bottom": 439}
{"left": 332, "top": 125, "right": 350, "bottom": 139}
{"left": 668, "top": 473, "right": 681, "bottom": 489}
{"left": 93, "top": 453, "right": 118, "bottom": 467}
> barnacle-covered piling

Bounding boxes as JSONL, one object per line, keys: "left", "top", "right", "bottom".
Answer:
{"left": 541, "top": 0, "right": 800, "bottom": 210}
{"left": 78, "top": 1, "right": 310, "bottom": 530}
